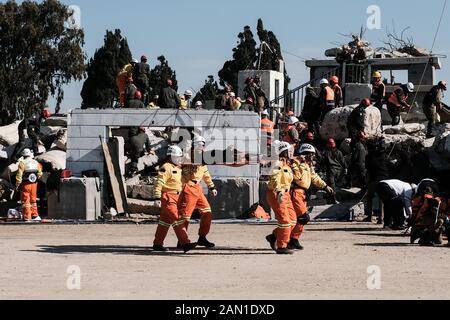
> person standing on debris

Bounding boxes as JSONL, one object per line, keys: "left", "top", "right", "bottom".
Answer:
{"left": 14, "top": 107, "right": 51, "bottom": 159}
{"left": 301, "top": 86, "right": 321, "bottom": 135}
{"left": 347, "top": 98, "right": 370, "bottom": 149}
{"left": 423, "top": 81, "right": 447, "bottom": 138}
{"left": 348, "top": 131, "right": 368, "bottom": 195}
{"left": 15, "top": 149, "right": 43, "bottom": 222}
{"left": 240, "top": 97, "right": 256, "bottom": 112}
{"left": 124, "top": 77, "right": 138, "bottom": 108}
{"left": 116, "top": 59, "right": 138, "bottom": 107}
{"left": 126, "top": 91, "right": 145, "bottom": 109}
{"left": 261, "top": 110, "right": 275, "bottom": 150}
{"left": 133, "top": 55, "right": 151, "bottom": 105}
{"left": 180, "top": 90, "right": 193, "bottom": 110}
{"left": 152, "top": 146, "right": 197, "bottom": 253}
{"left": 127, "top": 127, "right": 151, "bottom": 177}
{"left": 319, "top": 79, "right": 335, "bottom": 123}
{"left": 283, "top": 117, "right": 301, "bottom": 146}
{"left": 289, "top": 144, "right": 335, "bottom": 250}
{"left": 178, "top": 135, "right": 218, "bottom": 248}
{"left": 370, "top": 71, "right": 386, "bottom": 111}
{"left": 387, "top": 82, "right": 414, "bottom": 126}
{"left": 364, "top": 137, "right": 390, "bottom": 224}
{"left": 323, "top": 138, "right": 347, "bottom": 191}
{"left": 159, "top": 79, "right": 181, "bottom": 109}
{"left": 329, "top": 76, "right": 344, "bottom": 109}
{"left": 376, "top": 179, "right": 417, "bottom": 230}
{"left": 265, "top": 141, "right": 297, "bottom": 255}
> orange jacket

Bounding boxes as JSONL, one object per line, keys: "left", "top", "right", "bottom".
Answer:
{"left": 261, "top": 118, "right": 275, "bottom": 145}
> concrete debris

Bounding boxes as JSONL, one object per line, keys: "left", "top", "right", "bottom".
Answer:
{"left": 36, "top": 150, "right": 66, "bottom": 170}
{"left": 0, "top": 121, "right": 21, "bottom": 147}
{"left": 383, "top": 123, "right": 426, "bottom": 135}
{"left": 320, "top": 105, "right": 382, "bottom": 140}
{"left": 50, "top": 130, "right": 67, "bottom": 151}
{"left": 43, "top": 116, "right": 67, "bottom": 127}
{"left": 127, "top": 184, "right": 155, "bottom": 201}
{"left": 127, "top": 198, "right": 161, "bottom": 215}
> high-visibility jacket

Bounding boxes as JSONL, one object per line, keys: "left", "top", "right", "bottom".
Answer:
{"left": 16, "top": 158, "right": 42, "bottom": 187}
{"left": 118, "top": 64, "right": 134, "bottom": 78}
{"left": 153, "top": 162, "right": 183, "bottom": 199}
{"left": 261, "top": 117, "right": 275, "bottom": 145}
{"left": 182, "top": 165, "right": 215, "bottom": 190}
{"left": 325, "top": 86, "right": 335, "bottom": 101}
{"left": 179, "top": 96, "right": 190, "bottom": 110}
{"left": 291, "top": 159, "right": 327, "bottom": 191}
{"left": 371, "top": 80, "right": 386, "bottom": 102}
{"left": 267, "top": 160, "right": 294, "bottom": 193}
{"left": 388, "top": 87, "right": 409, "bottom": 108}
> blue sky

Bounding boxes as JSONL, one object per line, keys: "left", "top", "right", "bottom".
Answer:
{"left": 37, "top": 0, "right": 449, "bottom": 111}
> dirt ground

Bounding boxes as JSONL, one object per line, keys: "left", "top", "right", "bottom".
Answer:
{"left": 0, "top": 221, "right": 449, "bottom": 300}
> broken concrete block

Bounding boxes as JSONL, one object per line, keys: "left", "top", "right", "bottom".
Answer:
{"left": 127, "top": 198, "right": 160, "bottom": 215}
{"left": 320, "top": 105, "right": 382, "bottom": 141}
{"left": 136, "top": 154, "right": 160, "bottom": 172}
{"left": 127, "top": 184, "right": 155, "bottom": 200}
{"left": 0, "top": 121, "right": 21, "bottom": 146}
{"left": 50, "top": 130, "right": 67, "bottom": 151}
{"left": 36, "top": 150, "right": 66, "bottom": 170}
{"left": 383, "top": 134, "right": 425, "bottom": 150}
{"left": 43, "top": 116, "right": 67, "bottom": 127}
{"left": 383, "top": 123, "right": 426, "bottom": 135}
{"left": 1, "top": 163, "right": 18, "bottom": 180}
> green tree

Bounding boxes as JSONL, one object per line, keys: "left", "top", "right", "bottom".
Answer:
{"left": 218, "top": 26, "right": 257, "bottom": 91}
{"left": 148, "top": 55, "right": 178, "bottom": 101}
{"left": 0, "top": 0, "right": 86, "bottom": 124}
{"left": 192, "top": 75, "right": 219, "bottom": 106}
{"left": 80, "top": 29, "right": 132, "bottom": 109}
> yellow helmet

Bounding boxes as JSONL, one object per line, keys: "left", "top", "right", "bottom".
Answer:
{"left": 373, "top": 71, "right": 382, "bottom": 78}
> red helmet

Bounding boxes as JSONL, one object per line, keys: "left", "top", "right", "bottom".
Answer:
{"left": 361, "top": 98, "right": 371, "bottom": 107}
{"left": 138, "top": 127, "right": 146, "bottom": 133}
{"left": 330, "top": 76, "right": 339, "bottom": 84}
{"left": 327, "top": 138, "right": 337, "bottom": 149}
{"left": 135, "top": 90, "right": 142, "bottom": 100}
{"left": 246, "top": 97, "right": 254, "bottom": 104}
{"left": 42, "top": 109, "right": 51, "bottom": 119}
{"left": 306, "top": 132, "right": 314, "bottom": 141}
{"left": 166, "top": 79, "right": 173, "bottom": 86}
{"left": 358, "top": 130, "right": 366, "bottom": 140}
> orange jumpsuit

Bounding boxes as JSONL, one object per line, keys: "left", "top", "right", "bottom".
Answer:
{"left": 16, "top": 158, "right": 43, "bottom": 221}
{"left": 267, "top": 159, "right": 297, "bottom": 249}
{"left": 153, "top": 162, "right": 191, "bottom": 247}
{"left": 178, "top": 165, "right": 216, "bottom": 237}
{"left": 116, "top": 64, "right": 134, "bottom": 106}
{"left": 291, "top": 159, "right": 327, "bottom": 240}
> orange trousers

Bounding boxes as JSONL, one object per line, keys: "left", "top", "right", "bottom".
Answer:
{"left": 291, "top": 189, "right": 308, "bottom": 240}
{"left": 21, "top": 183, "right": 39, "bottom": 221}
{"left": 267, "top": 191, "right": 297, "bottom": 249}
{"left": 153, "top": 193, "right": 191, "bottom": 247}
{"left": 178, "top": 184, "right": 212, "bottom": 237}
{"left": 116, "top": 75, "right": 127, "bottom": 106}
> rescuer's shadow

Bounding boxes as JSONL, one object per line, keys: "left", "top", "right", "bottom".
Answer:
{"left": 354, "top": 243, "right": 416, "bottom": 247}
{"left": 355, "top": 233, "right": 410, "bottom": 238}
{"left": 308, "top": 227, "right": 383, "bottom": 233}
{"left": 25, "top": 245, "right": 275, "bottom": 257}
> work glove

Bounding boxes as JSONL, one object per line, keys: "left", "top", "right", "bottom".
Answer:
{"left": 277, "top": 192, "right": 284, "bottom": 204}
{"left": 325, "top": 186, "right": 335, "bottom": 196}
{"left": 210, "top": 189, "right": 218, "bottom": 197}
{"left": 154, "top": 200, "right": 161, "bottom": 208}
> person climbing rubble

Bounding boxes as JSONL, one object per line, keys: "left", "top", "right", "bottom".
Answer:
{"left": 423, "top": 80, "right": 447, "bottom": 138}
{"left": 387, "top": 82, "right": 414, "bottom": 126}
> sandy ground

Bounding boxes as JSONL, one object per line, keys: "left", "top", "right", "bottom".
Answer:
{"left": 0, "top": 221, "right": 449, "bottom": 300}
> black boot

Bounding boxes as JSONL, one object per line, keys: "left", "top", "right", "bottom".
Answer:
{"left": 153, "top": 245, "right": 169, "bottom": 252}
{"left": 410, "top": 228, "right": 422, "bottom": 244}
{"left": 276, "top": 248, "right": 294, "bottom": 255}
{"left": 287, "top": 239, "right": 304, "bottom": 250}
{"left": 266, "top": 234, "right": 277, "bottom": 251}
{"left": 182, "top": 242, "right": 198, "bottom": 253}
{"left": 198, "top": 236, "right": 215, "bottom": 248}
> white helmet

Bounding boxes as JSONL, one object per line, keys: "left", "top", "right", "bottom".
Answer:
{"left": 261, "top": 110, "right": 270, "bottom": 117}
{"left": 167, "top": 145, "right": 183, "bottom": 157}
{"left": 184, "top": 90, "right": 193, "bottom": 96}
{"left": 230, "top": 92, "right": 236, "bottom": 97}
{"left": 289, "top": 116, "right": 300, "bottom": 125}
{"left": 320, "top": 79, "right": 329, "bottom": 85}
{"left": 193, "top": 135, "right": 206, "bottom": 147}
{"left": 22, "top": 149, "right": 33, "bottom": 158}
{"left": 132, "top": 59, "right": 139, "bottom": 64}
{"left": 406, "top": 82, "right": 414, "bottom": 92}
{"left": 298, "top": 144, "right": 316, "bottom": 155}
{"left": 274, "top": 141, "right": 292, "bottom": 156}
{"left": 195, "top": 101, "right": 203, "bottom": 107}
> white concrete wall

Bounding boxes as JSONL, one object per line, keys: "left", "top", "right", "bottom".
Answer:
{"left": 237, "top": 70, "right": 285, "bottom": 106}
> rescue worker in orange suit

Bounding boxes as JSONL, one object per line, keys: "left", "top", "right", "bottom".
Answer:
{"left": 319, "top": 79, "right": 335, "bottom": 123}
{"left": 261, "top": 110, "right": 275, "bottom": 153}
{"left": 152, "top": 146, "right": 197, "bottom": 253}
{"left": 329, "top": 76, "right": 344, "bottom": 108}
{"left": 15, "top": 149, "right": 43, "bottom": 222}
{"left": 289, "top": 144, "right": 334, "bottom": 250}
{"left": 387, "top": 82, "right": 414, "bottom": 126}
{"left": 116, "top": 59, "right": 138, "bottom": 107}
{"left": 178, "top": 135, "right": 218, "bottom": 248}
{"left": 265, "top": 141, "right": 297, "bottom": 255}
{"left": 370, "top": 71, "right": 386, "bottom": 111}
{"left": 283, "top": 116, "right": 300, "bottom": 147}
